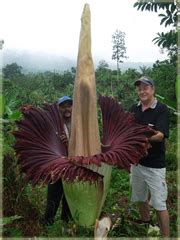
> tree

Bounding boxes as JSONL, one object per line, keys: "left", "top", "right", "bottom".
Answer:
{"left": 3, "top": 63, "right": 23, "bottom": 79}
{"left": 95, "top": 60, "right": 113, "bottom": 94}
{"left": 153, "top": 30, "right": 177, "bottom": 60}
{"left": 112, "top": 30, "right": 128, "bottom": 81}
{"left": 134, "top": 1, "right": 177, "bottom": 25}
{"left": 139, "top": 65, "right": 152, "bottom": 76}
{"left": 133, "top": 0, "right": 178, "bottom": 60}
{"left": 151, "top": 59, "right": 176, "bottom": 101}
{"left": 133, "top": 0, "right": 178, "bottom": 105}
{"left": 96, "top": 60, "right": 109, "bottom": 71}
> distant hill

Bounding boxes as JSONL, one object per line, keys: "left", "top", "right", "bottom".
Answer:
{"left": 2, "top": 49, "right": 153, "bottom": 73}
{"left": 107, "top": 61, "right": 153, "bottom": 72}
{"left": 3, "top": 49, "right": 76, "bottom": 73}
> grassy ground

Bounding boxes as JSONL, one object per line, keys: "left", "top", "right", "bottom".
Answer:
{"left": 3, "top": 167, "right": 177, "bottom": 238}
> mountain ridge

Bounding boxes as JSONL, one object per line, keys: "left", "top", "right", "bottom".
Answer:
{"left": 2, "top": 49, "right": 153, "bottom": 73}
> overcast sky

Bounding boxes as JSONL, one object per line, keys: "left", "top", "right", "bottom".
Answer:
{"left": 0, "top": 0, "right": 171, "bottom": 63}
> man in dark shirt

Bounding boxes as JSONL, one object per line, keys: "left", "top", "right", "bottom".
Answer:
{"left": 41, "top": 96, "right": 72, "bottom": 225}
{"left": 129, "top": 76, "right": 170, "bottom": 237}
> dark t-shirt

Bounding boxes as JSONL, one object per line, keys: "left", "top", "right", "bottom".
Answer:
{"left": 129, "top": 101, "right": 169, "bottom": 168}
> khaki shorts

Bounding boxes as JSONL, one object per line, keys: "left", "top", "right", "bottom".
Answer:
{"left": 130, "top": 164, "right": 168, "bottom": 211}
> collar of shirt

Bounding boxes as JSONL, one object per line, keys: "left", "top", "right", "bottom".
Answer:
{"left": 64, "top": 123, "right": 70, "bottom": 139}
{"left": 137, "top": 98, "right": 158, "bottom": 109}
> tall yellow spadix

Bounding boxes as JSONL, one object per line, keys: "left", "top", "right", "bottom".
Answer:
{"left": 68, "top": 3, "right": 101, "bottom": 157}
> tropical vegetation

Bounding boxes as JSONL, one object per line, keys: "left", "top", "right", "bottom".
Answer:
{"left": 2, "top": 0, "right": 178, "bottom": 238}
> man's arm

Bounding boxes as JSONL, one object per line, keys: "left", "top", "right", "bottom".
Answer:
{"left": 149, "top": 103, "right": 169, "bottom": 142}
{"left": 149, "top": 130, "right": 164, "bottom": 142}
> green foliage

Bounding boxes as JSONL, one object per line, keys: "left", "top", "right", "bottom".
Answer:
{"left": 151, "top": 59, "right": 176, "bottom": 101}
{"left": 153, "top": 30, "right": 177, "bottom": 50}
{"left": 96, "top": 61, "right": 141, "bottom": 110}
{"left": 3, "top": 63, "right": 23, "bottom": 79}
{"left": 2, "top": 215, "right": 23, "bottom": 237}
{"left": 2, "top": 59, "right": 175, "bottom": 114}
{"left": 133, "top": 0, "right": 177, "bottom": 60}
{"left": 116, "top": 69, "right": 140, "bottom": 110}
{"left": 2, "top": 93, "right": 22, "bottom": 155}
{"left": 176, "top": 75, "right": 180, "bottom": 106}
{"left": 166, "top": 170, "right": 177, "bottom": 236}
{"left": 166, "top": 127, "right": 177, "bottom": 171}
{"left": 3, "top": 226, "right": 23, "bottom": 237}
{"left": 2, "top": 60, "right": 177, "bottom": 237}
{"left": 2, "top": 59, "right": 176, "bottom": 141}
{"left": 96, "top": 60, "right": 113, "bottom": 95}
{"left": 3, "top": 215, "right": 22, "bottom": 225}
{"left": 133, "top": 1, "right": 177, "bottom": 27}
{"left": 3, "top": 69, "right": 74, "bottom": 108}
{"left": 156, "top": 94, "right": 176, "bottom": 112}
{"left": 2, "top": 96, "right": 44, "bottom": 238}
{"left": 139, "top": 65, "right": 152, "bottom": 76}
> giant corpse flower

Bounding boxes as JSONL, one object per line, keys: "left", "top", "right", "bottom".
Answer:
{"left": 13, "top": 4, "right": 154, "bottom": 227}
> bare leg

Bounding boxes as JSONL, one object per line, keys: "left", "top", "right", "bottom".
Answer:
{"left": 138, "top": 201, "right": 151, "bottom": 221}
{"left": 156, "top": 210, "right": 170, "bottom": 237}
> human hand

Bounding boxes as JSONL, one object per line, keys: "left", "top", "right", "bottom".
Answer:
{"left": 101, "top": 143, "right": 111, "bottom": 152}
{"left": 60, "top": 133, "right": 69, "bottom": 146}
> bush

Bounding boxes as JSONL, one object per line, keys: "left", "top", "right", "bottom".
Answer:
{"left": 166, "top": 127, "right": 177, "bottom": 171}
